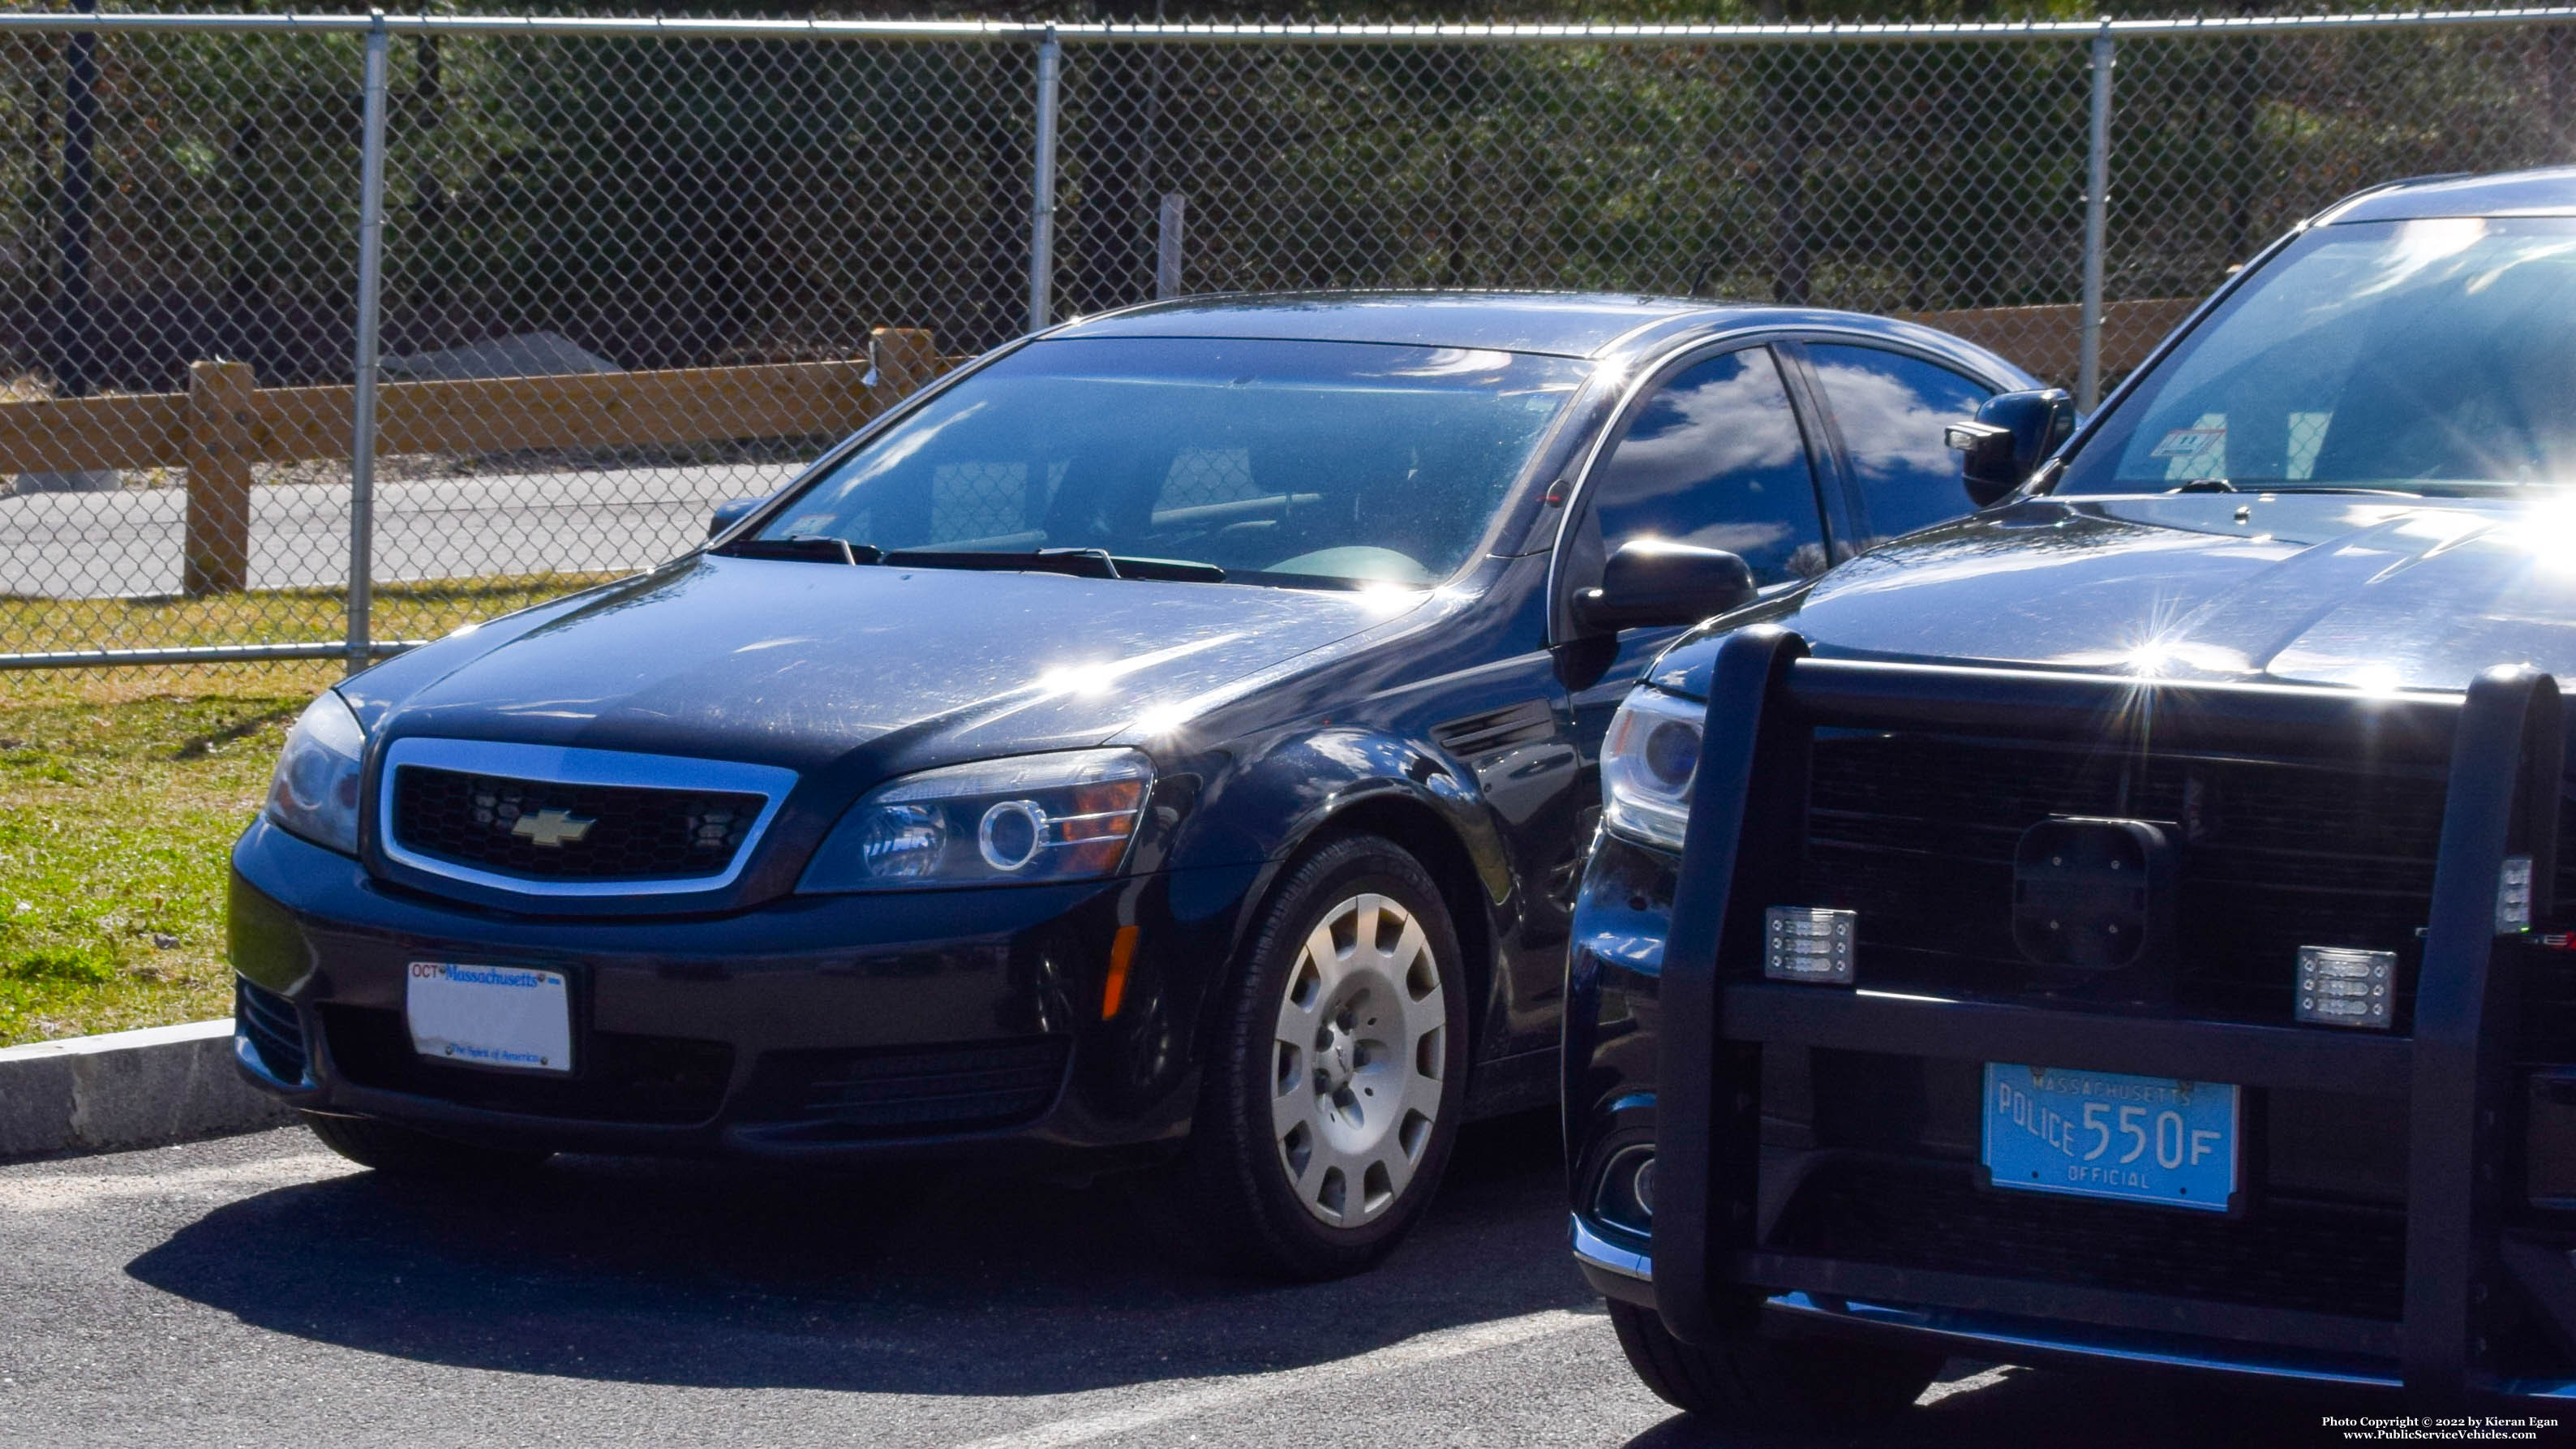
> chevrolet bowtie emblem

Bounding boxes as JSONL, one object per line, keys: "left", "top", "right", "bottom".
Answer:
{"left": 511, "top": 808, "right": 595, "bottom": 848}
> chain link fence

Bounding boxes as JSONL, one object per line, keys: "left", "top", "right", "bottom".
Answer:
{"left": 1, "top": 9, "right": 2571, "bottom": 669}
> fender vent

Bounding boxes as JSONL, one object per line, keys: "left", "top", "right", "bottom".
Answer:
{"left": 1432, "top": 699, "right": 1556, "bottom": 759}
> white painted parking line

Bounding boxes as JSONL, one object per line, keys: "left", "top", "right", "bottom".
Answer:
{"left": 0, "top": 1152, "right": 358, "bottom": 1213}
{"left": 1917, "top": 1363, "right": 2020, "bottom": 1406}
{"left": 952, "top": 1307, "right": 1596, "bottom": 1449}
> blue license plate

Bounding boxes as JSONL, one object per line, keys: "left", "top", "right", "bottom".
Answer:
{"left": 1981, "top": 1064, "right": 2239, "bottom": 1213}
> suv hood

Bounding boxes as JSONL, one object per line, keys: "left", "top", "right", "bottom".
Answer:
{"left": 1656, "top": 493, "right": 2576, "bottom": 697}
{"left": 346, "top": 554, "right": 1422, "bottom": 772}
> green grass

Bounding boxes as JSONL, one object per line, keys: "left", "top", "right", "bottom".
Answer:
{"left": 0, "top": 681, "right": 298, "bottom": 1045}
{"left": 0, "top": 573, "right": 617, "bottom": 657}
{"left": 0, "top": 574, "right": 616, "bottom": 1046}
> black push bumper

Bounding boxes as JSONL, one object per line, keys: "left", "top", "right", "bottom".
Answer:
{"left": 228, "top": 817, "right": 1258, "bottom": 1163}
{"left": 1650, "top": 626, "right": 2576, "bottom": 1406}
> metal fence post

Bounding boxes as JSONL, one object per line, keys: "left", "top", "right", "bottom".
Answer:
{"left": 2078, "top": 30, "right": 2116, "bottom": 414}
{"left": 346, "top": 12, "right": 392, "bottom": 674}
{"left": 51, "top": 0, "right": 98, "bottom": 400}
{"left": 1157, "top": 191, "right": 1187, "bottom": 299}
{"left": 1028, "top": 28, "right": 1062, "bottom": 334}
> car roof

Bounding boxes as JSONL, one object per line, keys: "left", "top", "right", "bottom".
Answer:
{"left": 1051, "top": 290, "right": 1776, "bottom": 359}
{"left": 2319, "top": 166, "right": 2576, "bottom": 224}
{"left": 1045, "top": 290, "right": 2034, "bottom": 385}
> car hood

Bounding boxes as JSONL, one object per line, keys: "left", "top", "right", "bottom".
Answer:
{"left": 349, "top": 554, "right": 1426, "bottom": 773}
{"left": 1653, "top": 493, "right": 2576, "bottom": 697}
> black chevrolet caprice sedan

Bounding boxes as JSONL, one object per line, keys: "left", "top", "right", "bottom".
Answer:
{"left": 1569, "top": 168, "right": 2576, "bottom": 1417}
{"left": 230, "top": 291, "right": 2033, "bottom": 1278}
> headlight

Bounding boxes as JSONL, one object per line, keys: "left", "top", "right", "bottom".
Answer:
{"left": 1600, "top": 686, "right": 1702, "bottom": 851}
{"left": 799, "top": 748, "right": 1153, "bottom": 892}
{"left": 265, "top": 691, "right": 366, "bottom": 855}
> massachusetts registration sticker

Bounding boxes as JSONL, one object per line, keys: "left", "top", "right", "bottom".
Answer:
{"left": 1981, "top": 1064, "right": 2239, "bottom": 1213}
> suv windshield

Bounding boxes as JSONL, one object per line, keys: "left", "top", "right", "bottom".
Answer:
{"left": 2059, "top": 215, "right": 2576, "bottom": 497}
{"left": 758, "top": 335, "right": 1589, "bottom": 588}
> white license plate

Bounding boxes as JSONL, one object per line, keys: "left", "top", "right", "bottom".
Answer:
{"left": 406, "top": 962, "right": 572, "bottom": 1074}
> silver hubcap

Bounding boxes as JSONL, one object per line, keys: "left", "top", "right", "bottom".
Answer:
{"left": 1270, "top": 892, "right": 1448, "bottom": 1228}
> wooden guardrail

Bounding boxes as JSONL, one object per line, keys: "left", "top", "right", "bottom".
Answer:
{"left": 0, "top": 326, "right": 947, "bottom": 595}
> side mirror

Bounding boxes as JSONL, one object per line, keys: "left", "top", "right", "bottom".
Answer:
{"left": 1947, "top": 388, "right": 2077, "bottom": 507}
{"left": 707, "top": 494, "right": 775, "bottom": 540}
{"left": 1574, "top": 539, "right": 1758, "bottom": 634}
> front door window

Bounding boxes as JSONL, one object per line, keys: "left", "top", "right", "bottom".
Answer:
{"left": 1582, "top": 346, "right": 1828, "bottom": 586}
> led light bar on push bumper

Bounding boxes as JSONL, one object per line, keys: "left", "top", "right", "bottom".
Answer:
{"left": 2296, "top": 946, "right": 2397, "bottom": 1029}
{"left": 1764, "top": 906, "right": 1855, "bottom": 984}
{"left": 2297, "top": 857, "right": 2531, "bottom": 1030}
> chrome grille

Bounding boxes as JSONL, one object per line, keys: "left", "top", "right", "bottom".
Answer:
{"left": 391, "top": 764, "right": 763, "bottom": 883}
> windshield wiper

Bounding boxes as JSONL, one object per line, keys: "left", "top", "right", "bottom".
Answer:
{"left": 2166, "top": 479, "right": 2424, "bottom": 498}
{"left": 880, "top": 548, "right": 1226, "bottom": 583}
{"left": 715, "top": 535, "right": 883, "bottom": 565}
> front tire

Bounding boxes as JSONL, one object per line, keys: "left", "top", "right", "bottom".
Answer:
{"left": 1188, "top": 834, "right": 1470, "bottom": 1280}
{"left": 303, "top": 1111, "right": 552, "bottom": 1179}
{"left": 1607, "top": 1298, "right": 1940, "bottom": 1432}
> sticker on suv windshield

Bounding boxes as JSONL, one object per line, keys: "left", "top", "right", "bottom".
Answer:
{"left": 2149, "top": 427, "right": 2226, "bottom": 458}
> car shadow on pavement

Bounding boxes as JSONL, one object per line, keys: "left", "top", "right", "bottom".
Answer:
{"left": 125, "top": 1107, "right": 1602, "bottom": 1397}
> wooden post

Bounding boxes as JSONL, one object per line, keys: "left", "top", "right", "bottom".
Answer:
{"left": 869, "top": 327, "right": 939, "bottom": 396}
{"left": 182, "top": 359, "right": 255, "bottom": 596}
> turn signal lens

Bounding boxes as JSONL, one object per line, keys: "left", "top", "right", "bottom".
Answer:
{"left": 2295, "top": 945, "right": 2394, "bottom": 1030}
{"left": 1765, "top": 906, "right": 1857, "bottom": 985}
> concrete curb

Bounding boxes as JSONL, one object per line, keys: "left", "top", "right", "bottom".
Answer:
{"left": 0, "top": 1017, "right": 296, "bottom": 1160}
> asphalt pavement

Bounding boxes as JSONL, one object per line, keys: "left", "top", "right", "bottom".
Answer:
{"left": 0, "top": 465, "right": 798, "bottom": 599}
{"left": 0, "top": 1113, "right": 2354, "bottom": 1448}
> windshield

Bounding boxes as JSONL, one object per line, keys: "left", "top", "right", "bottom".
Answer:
{"left": 758, "top": 335, "right": 1589, "bottom": 587}
{"left": 2059, "top": 216, "right": 2576, "bottom": 497}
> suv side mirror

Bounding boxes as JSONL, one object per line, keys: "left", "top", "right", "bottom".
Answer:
{"left": 1574, "top": 539, "right": 1758, "bottom": 634}
{"left": 1947, "top": 388, "right": 2076, "bottom": 507}
{"left": 708, "top": 494, "right": 775, "bottom": 540}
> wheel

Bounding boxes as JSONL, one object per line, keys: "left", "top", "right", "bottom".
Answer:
{"left": 1606, "top": 1298, "right": 1941, "bottom": 1432}
{"left": 303, "top": 1111, "right": 552, "bottom": 1179}
{"left": 1187, "top": 834, "right": 1470, "bottom": 1280}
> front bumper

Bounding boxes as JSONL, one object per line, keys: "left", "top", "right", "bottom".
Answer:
{"left": 229, "top": 816, "right": 1260, "bottom": 1162}
{"left": 1568, "top": 1219, "right": 2568, "bottom": 1395}
{"left": 1580, "top": 634, "right": 2576, "bottom": 1406}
